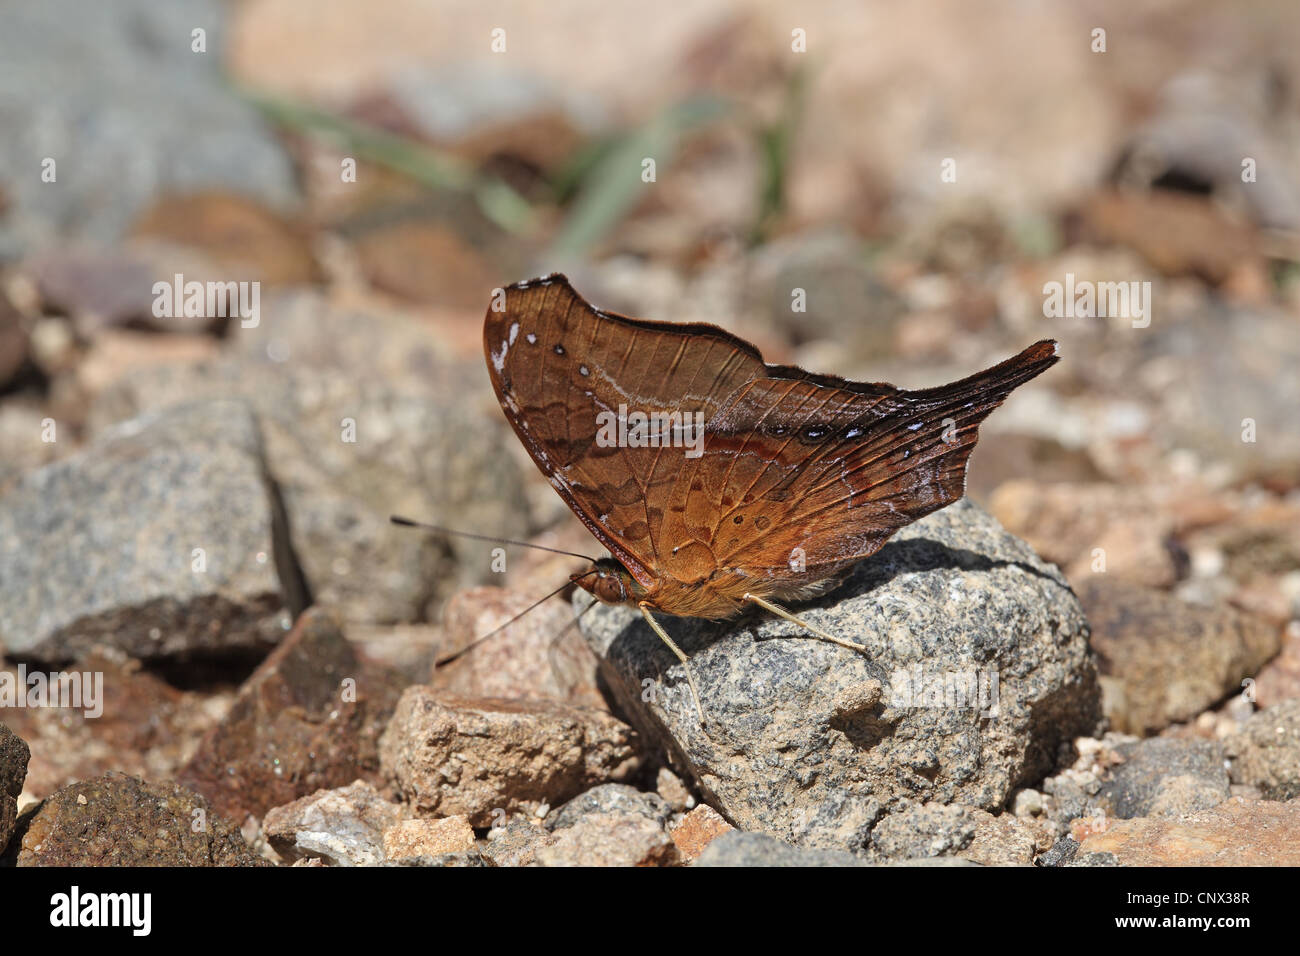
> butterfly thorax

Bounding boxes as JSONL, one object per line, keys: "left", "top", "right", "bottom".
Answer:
{"left": 572, "top": 558, "right": 647, "bottom": 607}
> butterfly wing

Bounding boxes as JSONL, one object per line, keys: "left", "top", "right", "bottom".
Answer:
{"left": 485, "top": 274, "right": 1058, "bottom": 607}
{"left": 484, "top": 274, "right": 768, "bottom": 589}
{"left": 677, "top": 342, "right": 1059, "bottom": 593}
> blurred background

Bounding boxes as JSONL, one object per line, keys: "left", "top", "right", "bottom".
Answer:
{"left": 2, "top": 0, "right": 1299, "bottom": 807}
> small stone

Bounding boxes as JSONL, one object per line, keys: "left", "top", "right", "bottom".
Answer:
{"left": 655, "top": 766, "right": 694, "bottom": 813}
{"left": 382, "top": 850, "right": 485, "bottom": 867}
{"left": 670, "top": 805, "right": 733, "bottom": 863}
{"left": 961, "top": 811, "right": 1051, "bottom": 866}
{"left": 380, "top": 688, "right": 639, "bottom": 826}
{"left": 544, "top": 784, "right": 670, "bottom": 831}
{"left": 432, "top": 587, "right": 603, "bottom": 709}
{"left": 17, "top": 772, "right": 267, "bottom": 866}
{"left": 1225, "top": 699, "right": 1300, "bottom": 800}
{"left": 1011, "top": 789, "right": 1046, "bottom": 818}
{"left": 481, "top": 816, "right": 555, "bottom": 867}
{"left": 262, "top": 780, "right": 403, "bottom": 867}
{"left": 868, "top": 803, "right": 980, "bottom": 861}
{"left": 1097, "top": 737, "right": 1230, "bottom": 818}
{"left": 1078, "top": 578, "right": 1283, "bottom": 734}
{"left": 179, "top": 608, "right": 403, "bottom": 822}
{"left": 694, "top": 831, "right": 873, "bottom": 867}
{"left": 383, "top": 816, "right": 476, "bottom": 861}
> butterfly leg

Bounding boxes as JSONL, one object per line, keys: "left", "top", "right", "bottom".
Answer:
{"left": 743, "top": 593, "right": 868, "bottom": 653}
{"left": 638, "top": 602, "right": 705, "bottom": 723}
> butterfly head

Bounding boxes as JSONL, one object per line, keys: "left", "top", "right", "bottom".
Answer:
{"left": 573, "top": 558, "right": 643, "bottom": 606}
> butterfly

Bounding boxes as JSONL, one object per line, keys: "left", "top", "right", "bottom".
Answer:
{"left": 473, "top": 274, "right": 1058, "bottom": 719}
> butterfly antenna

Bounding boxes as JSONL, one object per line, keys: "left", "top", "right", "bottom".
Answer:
{"left": 435, "top": 570, "right": 599, "bottom": 667}
{"left": 390, "top": 515, "right": 598, "bottom": 562}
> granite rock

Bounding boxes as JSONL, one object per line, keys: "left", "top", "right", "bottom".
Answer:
{"left": 578, "top": 499, "right": 1102, "bottom": 852}
{"left": 90, "top": 290, "right": 536, "bottom": 625}
{"left": 0, "top": 400, "right": 297, "bottom": 662}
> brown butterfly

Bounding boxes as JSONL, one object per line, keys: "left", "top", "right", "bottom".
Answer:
{"left": 477, "top": 273, "right": 1057, "bottom": 719}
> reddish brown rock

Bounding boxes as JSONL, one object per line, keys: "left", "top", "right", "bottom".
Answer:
{"left": 178, "top": 608, "right": 404, "bottom": 823}
{"left": 670, "top": 805, "right": 733, "bottom": 863}
{"left": 18, "top": 772, "right": 267, "bottom": 866}
{"left": 1076, "top": 797, "right": 1300, "bottom": 866}
{"left": 130, "top": 191, "right": 316, "bottom": 284}
{"left": 1077, "top": 578, "right": 1283, "bottom": 734}
{"left": 379, "top": 687, "right": 638, "bottom": 826}
{"left": 1, "top": 647, "right": 230, "bottom": 801}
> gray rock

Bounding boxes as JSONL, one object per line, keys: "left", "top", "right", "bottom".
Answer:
{"left": 90, "top": 290, "right": 537, "bottom": 625}
{"left": 0, "top": 0, "right": 295, "bottom": 258}
{"left": 868, "top": 803, "right": 979, "bottom": 860}
{"left": 0, "top": 723, "right": 30, "bottom": 854}
{"left": 0, "top": 400, "right": 295, "bottom": 661}
{"left": 530, "top": 783, "right": 678, "bottom": 867}
{"left": 262, "top": 781, "right": 403, "bottom": 867}
{"left": 578, "top": 499, "right": 1102, "bottom": 852}
{"left": 745, "top": 229, "right": 905, "bottom": 358}
{"left": 545, "top": 783, "right": 671, "bottom": 831}
{"left": 1226, "top": 699, "right": 1300, "bottom": 801}
{"left": 536, "top": 810, "right": 677, "bottom": 867}
{"left": 382, "top": 850, "right": 486, "bottom": 867}
{"left": 1038, "top": 837, "right": 1080, "bottom": 867}
{"left": 1098, "top": 737, "right": 1230, "bottom": 818}
{"left": 694, "top": 830, "right": 977, "bottom": 867}
{"left": 693, "top": 832, "right": 864, "bottom": 867}
{"left": 481, "top": 816, "right": 556, "bottom": 867}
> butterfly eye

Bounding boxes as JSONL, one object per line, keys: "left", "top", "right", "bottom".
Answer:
{"left": 802, "top": 424, "right": 829, "bottom": 441}
{"left": 553, "top": 344, "right": 566, "bottom": 356}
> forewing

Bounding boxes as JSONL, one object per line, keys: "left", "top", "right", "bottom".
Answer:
{"left": 483, "top": 274, "right": 767, "bottom": 587}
